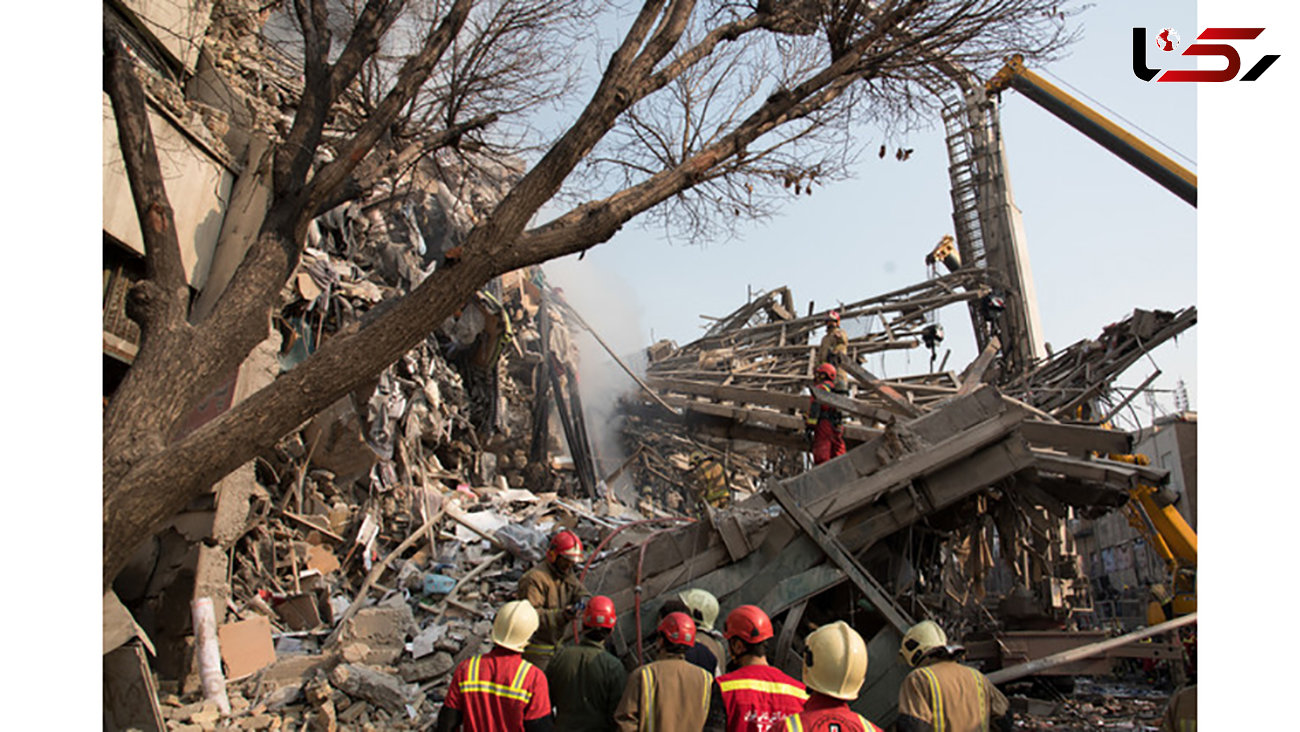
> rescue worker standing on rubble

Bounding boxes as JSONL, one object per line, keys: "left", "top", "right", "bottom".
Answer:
{"left": 689, "top": 453, "right": 731, "bottom": 510}
{"left": 681, "top": 589, "right": 727, "bottom": 674}
{"left": 806, "top": 364, "right": 847, "bottom": 465}
{"left": 704, "top": 605, "right": 807, "bottom": 732}
{"left": 517, "top": 530, "right": 591, "bottom": 670}
{"left": 896, "top": 620, "right": 1011, "bottom": 732}
{"left": 437, "top": 600, "right": 554, "bottom": 732}
{"left": 781, "top": 621, "right": 884, "bottom": 731}
{"left": 616, "top": 612, "right": 715, "bottom": 732}
{"left": 816, "top": 310, "right": 849, "bottom": 378}
{"left": 547, "top": 595, "right": 629, "bottom": 731}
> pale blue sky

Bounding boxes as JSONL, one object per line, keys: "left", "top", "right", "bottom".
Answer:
{"left": 545, "top": 1, "right": 1198, "bottom": 427}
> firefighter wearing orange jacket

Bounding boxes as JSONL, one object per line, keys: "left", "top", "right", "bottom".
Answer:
{"left": 806, "top": 363, "right": 846, "bottom": 465}
{"left": 705, "top": 605, "right": 807, "bottom": 732}
{"left": 437, "top": 600, "right": 554, "bottom": 732}
{"left": 781, "top": 622, "right": 884, "bottom": 732}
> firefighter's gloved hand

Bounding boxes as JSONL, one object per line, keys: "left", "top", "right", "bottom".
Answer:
{"left": 804, "top": 427, "right": 816, "bottom": 445}
{"left": 564, "top": 599, "right": 586, "bottom": 620}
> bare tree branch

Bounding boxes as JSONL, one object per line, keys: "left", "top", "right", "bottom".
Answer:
{"left": 102, "top": 0, "right": 1085, "bottom": 586}
{"left": 303, "top": 0, "right": 474, "bottom": 211}
{"left": 103, "top": 29, "right": 189, "bottom": 329}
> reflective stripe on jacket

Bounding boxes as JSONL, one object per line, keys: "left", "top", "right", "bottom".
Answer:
{"left": 615, "top": 654, "right": 714, "bottom": 732}
{"left": 444, "top": 647, "right": 552, "bottom": 731}
{"left": 716, "top": 664, "right": 807, "bottom": 732}
{"left": 782, "top": 693, "right": 881, "bottom": 732}
{"left": 897, "top": 660, "right": 1009, "bottom": 732}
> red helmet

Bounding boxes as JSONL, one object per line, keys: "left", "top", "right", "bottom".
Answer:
{"left": 584, "top": 596, "right": 617, "bottom": 629}
{"left": 814, "top": 363, "right": 837, "bottom": 382}
{"left": 723, "top": 605, "right": 774, "bottom": 643}
{"left": 546, "top": 530, "right": 584, "bottom": 564}
{"left": 826, "top": 310, "right": 841, "bottom": 324}
{"left": 658, "top": 612, "right": 697, "bottom": 646}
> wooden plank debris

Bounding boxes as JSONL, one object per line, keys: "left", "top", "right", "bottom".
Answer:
{"left": 769, "top": 483, "right": 915, "bottom": 633}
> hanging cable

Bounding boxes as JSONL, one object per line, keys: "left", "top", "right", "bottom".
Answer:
{"left": 1038, "top": 68, "right": 1197, "bottom": 168}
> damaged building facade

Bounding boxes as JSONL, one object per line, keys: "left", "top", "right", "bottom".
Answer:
{"left": 102, "top": 2, "right": 1197, "bottom": 731}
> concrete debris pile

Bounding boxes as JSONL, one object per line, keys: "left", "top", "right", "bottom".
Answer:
{"left": 585, "top": 281, "right": 1195, "bottom": 724}
{"left": 111, "top": 192, "right": 662, "bottom": 727}
{"left": 1007, "top": 677, "right": 1173, "bottom": 730}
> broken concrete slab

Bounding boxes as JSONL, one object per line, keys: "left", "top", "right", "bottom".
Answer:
{"left": 328, "top": 663, "right": 424, "bottom": 714}
{"left": 397, "top": 651, "right": 455, "bottom": 683}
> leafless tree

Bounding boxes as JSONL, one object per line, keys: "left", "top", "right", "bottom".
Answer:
{"left": 103, "top": 0, "right": 1082, "bottom": 585}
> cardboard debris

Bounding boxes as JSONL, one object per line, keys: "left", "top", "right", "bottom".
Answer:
{"left": 217, "top": 615, "right": 277, "bottom": 681}
{"left": 304, "top": 544, "right": 340, "bottom": 575}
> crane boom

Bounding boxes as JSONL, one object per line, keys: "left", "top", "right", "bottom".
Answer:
{"left": 986, "top": 55, "right": 1197, "bottom": 207}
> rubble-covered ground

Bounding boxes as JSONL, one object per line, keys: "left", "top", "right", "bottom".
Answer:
{"left": 1007, "top": 677, "right": 1179, "bottom": 731}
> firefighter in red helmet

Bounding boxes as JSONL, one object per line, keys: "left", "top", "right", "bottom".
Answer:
{"left": 517, "top": 530, "right": 591, "bottom": 670}
{"left": 616, "top": 612, "right": 715, "bottom": 732}
{"left": 806, "top": 363, "right": 847, "bottom": 465}
{"left": 705, "top": 605, "right": 807, "bottom": 732}
{"left": 547, "top": 596, "right": 628, "bottom": 731}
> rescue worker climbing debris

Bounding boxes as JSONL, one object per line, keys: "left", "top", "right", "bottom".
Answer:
{"left": 689, "top": 452, "right": 731, "bottom": 509}
{"left": 705, "top": 605, "right": 807, "bottom": 732}
{"left": 547, "top": 595, "right": 629, "bottom": 731}
{"left": 616, "top": 612, "right": 715, "bottom": 732}
{"left": 517, "top": 529, "right": 591, "bottom": 670}
{"left": 816, "top": 310, "right": 849, "bottom": 376}
{"left": 680, "top": 588, "right": 727, "bottom": 674}
{"left": 782, "top": 621, "right": 884, "bottom": 731}
{"left": 436, "top": 600, "right": 554, "bottom": 732}
{"left": 806, "top": 363, "right": 847, "bottom": 465}
{"left": 896, "top": 620, "right": 1011, "bottom": 732}
{"left": 660, "top": 599, "right": 719, "bottom": 675}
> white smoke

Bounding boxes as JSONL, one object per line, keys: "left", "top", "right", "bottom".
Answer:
{"left": 542, "top": 256, "right": 650, "bottom": 505}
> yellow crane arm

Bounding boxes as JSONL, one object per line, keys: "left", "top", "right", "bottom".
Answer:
{"left": 986, "top": 54, "right": 1197, "bottom": 207}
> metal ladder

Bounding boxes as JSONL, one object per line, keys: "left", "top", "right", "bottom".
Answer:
{"left": 942, "top": 93, "right": 989, "bottom": 271}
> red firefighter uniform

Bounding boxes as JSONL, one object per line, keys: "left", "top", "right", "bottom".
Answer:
{"left": 782, "top": 694, "right": 883, "bottom": 732}
{"left": 715, "top": 664, "right": 808, "bottom": 732}
{"left": 807, "top": 379, "right": 846, "bottom": 465}
{"left": 443, "top": 646, "right": 552, "bottom": 731}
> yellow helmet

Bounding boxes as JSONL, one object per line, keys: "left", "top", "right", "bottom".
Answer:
{"left": 491, "top": 600, "right": 539, "bottom": 652}
{"left": 802, "top": 621, "right": 868, "bottom": 700}
{"left": 678, "top": 589, "right": 720, "bottom": 632}
{"left": 899, "top": 620, "right": 947, "bottom": 668}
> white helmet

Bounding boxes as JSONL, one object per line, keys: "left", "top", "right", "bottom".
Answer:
{"left": 678, "top": 589, "right": 720, "bottom": 632}
{"left": 899, "top": 620, "right": 948, "bottom": 668}
{"left": 491, "top": 600, "right": 540, "bottom": 652}
{"left": 802, "top": 621, "right": 869, "bottom": 700}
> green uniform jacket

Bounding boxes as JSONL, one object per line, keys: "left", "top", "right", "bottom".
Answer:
{"left": 547, "top": 637, "right": 629, "bottom": 731}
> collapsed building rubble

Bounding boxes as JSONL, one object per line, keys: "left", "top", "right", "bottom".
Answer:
{"left": 102, "top": 2, "right": 1198, "bottom": 729}
{"left": 107, "top": 267, "right": 1197, "bottom": 730}
{"left": 590, "top": 282, "right": 1197, "bottom": 725}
